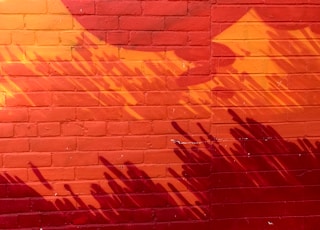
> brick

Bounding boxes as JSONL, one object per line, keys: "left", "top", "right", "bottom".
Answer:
{"left": 155, "top": 207, "right": 208, "bottom": 221}
{"left": 255, "top": 6, "right": 320, "bottom": 23}
{"left": 123, "top": 136, "right": 150, "bottom": 150}
{"left": 129, "top": 121, "right": 152, "bottom": 135}
{"left": 26, "top": 46, "right": 72, "bottom": 61}
{"left": 30, "top": 137, "right": 76, "bottom": 152}
{"left": 0, "top": 31, "right": 11, "bottom": 45}
{"left": 0, "top": 46, "right": 26, "bottom": 62}
{"left": 0, "top": 123, "right": 14, "bottom": 137}
{"left": 144, "top": 150, "right": 182, "bottom": 164}
{"left": 119, "top": 47, "right": 165, "bottom": 61}
{"left": 61, "top": 122, "right": 84, "bottom": 136}
{"left": 107, "top": 31, "right": 129, "bottom": 45}
{"left": 188, "top": 32, "right": 211, "bottom": 46}
{"left": 132, "top": 209, "right": 154, "bottom": 223}
{"left": 96, "top": 1, "right": 141, "bottom": 15}
{"left": 52, "top": 152, "right": 98, "bottom": 167}
{"left": 288, "top": 106, "right": 320, "bottom": 122}
{"left": 0, "top": 94, "right": 6, "bottom": 107}
{"left": 153, "top": 32, "right": 188, "bottom": 45}
{"left": 99, "top": 92, "right": 145, "bottom": 106}
{"left": 159, "top": 221, "right": 210, "bottom": 230}
{"left": 52, "top": 181, "right": 93, "bottom": 197}
{"left": 1, "top": 62, "right": 49, "bottom": 76}
{"left": 211, "top": 6, "right": 249, "bottom": 22}
{"left": 212, "top": 202, "right": 289, "bottom": 219}
{"left": 174, "top": 47, "right": 211, "bottom": 61}
{"left": 75, "top": 165, "right": 107, "bottom": 180}
{"left": 82, "top": 30, "right": 106, "bottom": 45}
{"left": 5, "top": 92, "right": 52, "bottom": 107}
{"left": 29, "top": 197, "right": 59, "bottom": 212}
{"left": 188, "top": 2, "right": 211, "bottom": 16}
{"left": 18, "top": 213, "right": 41, "bottom": 228}
{"left": 190, "top": 90, "right": 212, "bottom": 105}
{"left": 49, "top": 61, "right": 96, "bottom": 76}
{"left": 8, "top": 182, "right": 52, "bottom": 198}
{"left": 77, "top": 137, "right": 122, "bottom": 151}
{"left": 60, "top": 31, "right": 83, "bottom": 46}
{"left": 47, "top": 0, "right": 70, "bottom": 14}
{"left": 14, "top": 123, "right": 37, "bottom": 137}
{"left": 36, "top": 31, "right": 60, "bottom": 45}
{"left": 146, "top": 91, "right": 189, "bottom": 105}
{"left": 120, "top": 193, "right": 168, "bottom": 208}
{"left": 167, "top": 75, "right": 212, "bottom": 90}
{"left": 142, "top": 1, "right": 187, "bottom": 16}
{"left": 49, "top": 0, "right": 94, "bottom": 14}
{"left": 149, "top": 135, "right": 167, "bottom": 149}
{"left": 52, "top": 92, "right": 100, "bottom": 106}
{"left": 12, "top": 31, "right": 35, "bottom": 45}
{"left": 120, "top": 16, "right": 164, "bottom": 30}
{"left": 306, "top": 121, "right": 320, "bottom": 137}
{"left": 71, "top": 46, "right": 119, "bottom": 61}
{"left": 152, "top": 120, "right": 189, "bottom": 135}
{"left": 99, "top": 151, "right": 144, "bottom": 165}
{"left": 73, "top": 16, "right": 118, "bottom": 30}
{"left": 97, "top": 61, "right": 144, "bottom": 76}
{"left": 3, "top": 153, "right": 51, "bottom": 168}
{"left": 28, "top": 167, "right": 75, "bottom": 181}
{"left": 0, "top": 0, "right": 46, "bottom": 13}
{"left": 107, "top": 122, "right": 129, "bottom": 135}
{"left": 129, "top": 31, "right": 152, "bottom": 45}
{"left": 40, "top": 212, "right": 68, "bottom": 226}
{"left": 0, "top": 198, "right": 30, "bottom": 214}
{"left": 122, "top": 76, "right": 166, "bottom": 91}
{"left": 0, "top": 108, "right": 28, "bottom": 122}
{"left": 0, "top": 15, "right": 24, "bottom": 29}
{"left": 189, "top": 119, "right": 212, "bottom": 135}
{"left": 288, "top": 74, "right": 320, "bottom": 90}
{"left": 83, "top": 121, "right": 106, "bottom": 136}
{"left": 67, "top": 77, "right": 116, "bottom": 91}
{"left": 67, "top": 210, "right": 102, "bottom": 225}
{"left": 24, "top": 15, "right": 73, "bottom": 30}
{"left": 0, "top": 169, "right": 29, "bottom": 182}
{"left": 167, "top": 106, "right": 211, "bottom": 119}
{"left": 76, "top": 107, "right": 122, "bottom": 121}
{"left": 29, "top": 108, "right": 76, "bottom": 122}
{"left": 211, "top": 187, "right": 305, "bottom": 204}
{"left": 216, "top": 0, "right": 263, "bottom": 4}
{"left": 38, "top": 122, "right": 61, "bottom": 137}
{"left": 0, "top": 139, "right": 29, "bottom": 153}
{"left": 132, "top": 164, "right": 167, "bottom": 179}
{"left": 122, "top": 106, "right": 167, "bottom": 120}
{"left": 165, "top": 16, "right": 210, "bottom": 31}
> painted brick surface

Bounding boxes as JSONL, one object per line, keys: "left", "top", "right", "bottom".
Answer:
{"left": 0, "top": 0, "right": 319, "bottom": 229}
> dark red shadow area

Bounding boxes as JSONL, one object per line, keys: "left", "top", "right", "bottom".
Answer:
{"left": 171, "top": 110, "right": 320, "bottom": 229}
{"left": 1, "top": 110, "right": 319, "bottom": 229}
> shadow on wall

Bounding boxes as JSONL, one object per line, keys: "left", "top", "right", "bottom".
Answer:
{"left": 2, "top": 3, "right": 320, "bottom": 117}
{"left": 0, "top": 1, "right": 319, "bottom": 229}
{"left": 1, "top": 110, "right": 319, "bottom": 229}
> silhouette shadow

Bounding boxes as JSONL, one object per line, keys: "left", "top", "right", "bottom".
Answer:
{"left": 170, "top": 109, "right": 320, "bottom": 229}
{"left": 1, "top": 110, "right": 319, "bottom": 229}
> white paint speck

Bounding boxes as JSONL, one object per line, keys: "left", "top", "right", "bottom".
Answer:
{"left": 268, "top": 221, "right": 274, "bottom": 225}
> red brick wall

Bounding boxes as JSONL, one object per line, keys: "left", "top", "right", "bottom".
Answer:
{"left": 0, "top": 0, "right": 319, "bottom": 229}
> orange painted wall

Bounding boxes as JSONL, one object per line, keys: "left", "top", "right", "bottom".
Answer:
{"left": 0, "top": 0, "right": 319, "bottom": 229}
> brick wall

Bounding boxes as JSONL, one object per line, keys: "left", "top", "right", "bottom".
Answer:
{"left": 0, "top": 0, "right": 319, "bottom": 229}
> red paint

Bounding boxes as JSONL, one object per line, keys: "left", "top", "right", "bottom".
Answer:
{"left": 0, "top": 0, "right": 319, "bottom": 229}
